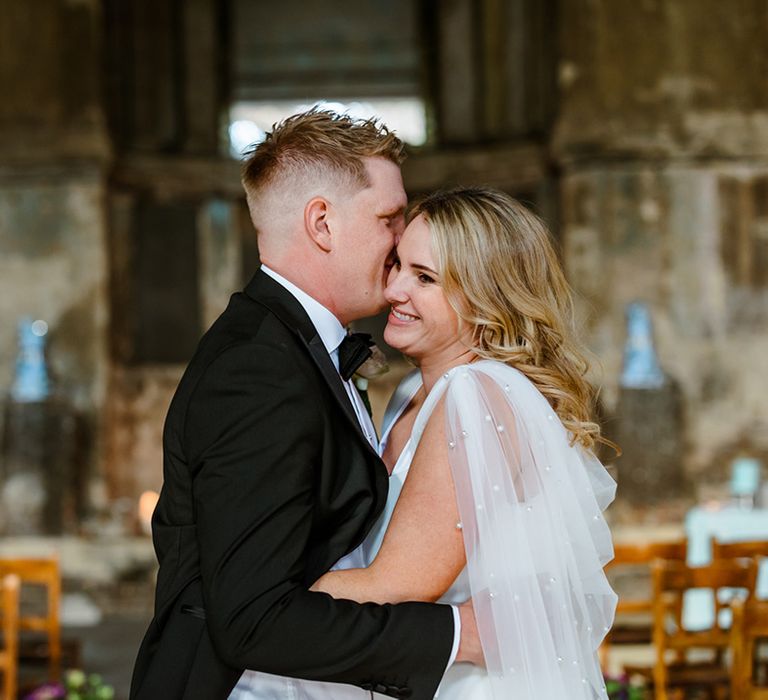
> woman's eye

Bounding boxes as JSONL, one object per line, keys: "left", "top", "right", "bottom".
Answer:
{"left": 418, "top": 273, "right": 435, "bottom": 284}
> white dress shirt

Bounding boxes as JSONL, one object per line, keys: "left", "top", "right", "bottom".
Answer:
{"left": 261, "top": 266, "right": 377, "bottom": 446}
{"left": 229, "top": 266, "right": 460, "bottom": 699}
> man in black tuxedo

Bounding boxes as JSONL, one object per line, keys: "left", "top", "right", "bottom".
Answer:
{"left": 130, "top": 110, "right": 479, "bottom": 700}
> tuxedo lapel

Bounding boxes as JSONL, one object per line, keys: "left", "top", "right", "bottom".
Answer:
{"left": 244, "top": 270, "right": 378, "bottom": 457}
{"left": 306, "top": 334, "right": 368, "bottom": 438}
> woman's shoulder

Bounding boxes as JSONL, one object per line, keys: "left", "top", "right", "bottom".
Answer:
{"left": 444, "top": 359, "right": 527, "bottom": 387}
{"left": 441, "top": 360, "right": 551, "bottom": 413}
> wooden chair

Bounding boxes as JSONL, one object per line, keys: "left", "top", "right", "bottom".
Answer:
{"left": 713, "top": 538, "right": 768, "bottom": 562}
{"left": 0, "top": 574, "right": 20, "bottom": 700}
{"left": 0, "top": 557, "right": 62, "bottom": 683}
{"left": 731, "top": 598, "right": 768, "bottom": 699}
{"left": 601, "top": 540, "right": 688, "bottom": 669}
{"left": 632, "top": 558, "right": 758, "bottom": 700}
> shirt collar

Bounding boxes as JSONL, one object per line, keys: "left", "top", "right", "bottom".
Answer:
{"left": 260, "top": 265, "right": 346, "bottom": 358}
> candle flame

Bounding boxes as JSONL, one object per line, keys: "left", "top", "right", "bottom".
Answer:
{"left": 138, "top": 490, "right": 159, "bottom": 535}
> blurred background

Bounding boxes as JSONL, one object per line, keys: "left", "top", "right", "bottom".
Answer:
{"left": 1, "top": 0, "right": 768, "bottom": 698}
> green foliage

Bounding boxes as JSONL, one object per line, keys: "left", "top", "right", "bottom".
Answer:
{"left": 64, "top": 671, "right": 115, "bottom": 700}
{"left": 605, "top": 674, "right": 647, "bottom": 700}
{"left": 26, "top": 671, "right": 115, "bottom": 700}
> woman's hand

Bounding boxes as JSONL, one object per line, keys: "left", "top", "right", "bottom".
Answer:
{"left": 455, "top": 600, "right": 485, "bottom": 666}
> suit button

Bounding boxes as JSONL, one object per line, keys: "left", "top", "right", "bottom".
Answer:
{"left": 374, "top": 684, "right": 389, "bottom": 694}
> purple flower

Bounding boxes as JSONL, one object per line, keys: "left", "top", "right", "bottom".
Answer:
{"left": 24, "top": 684, "right": 66, "bottom": 700}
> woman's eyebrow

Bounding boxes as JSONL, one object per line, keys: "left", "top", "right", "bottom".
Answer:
{"left": 410, "top": 262, "right": 438, "bottom": 276}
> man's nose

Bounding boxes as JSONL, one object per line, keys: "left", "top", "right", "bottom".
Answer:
{"left": 393, "top": 217, "right": 406, "bottom": 245}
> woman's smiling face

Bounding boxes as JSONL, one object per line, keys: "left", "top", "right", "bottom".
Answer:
{"left": 383, "top": 215, "right": 473, "bottom": 363}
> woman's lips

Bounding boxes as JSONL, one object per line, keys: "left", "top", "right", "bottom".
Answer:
{"left": 388, "top": 308, "right": 420, "bottom": 324}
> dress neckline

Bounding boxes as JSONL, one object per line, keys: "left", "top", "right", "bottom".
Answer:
{"left": 378, "top": 371, "right": 423, "bottom": 472}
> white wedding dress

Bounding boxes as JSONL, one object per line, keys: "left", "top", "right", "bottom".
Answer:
{"left": 231, "top": 360, "right": 617, "bottom": 700}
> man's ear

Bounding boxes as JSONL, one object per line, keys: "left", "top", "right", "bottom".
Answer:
{"left": 304, "top": 197, "right": 333, "bottom": 252}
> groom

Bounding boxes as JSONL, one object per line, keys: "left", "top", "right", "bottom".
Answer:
{"left": 130, "top": 110, "right": 479, "bottom": 700}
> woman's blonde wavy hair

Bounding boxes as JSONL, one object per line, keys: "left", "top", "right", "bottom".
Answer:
{"left": 410, "top": 187, "right": 608, "bottom": 452}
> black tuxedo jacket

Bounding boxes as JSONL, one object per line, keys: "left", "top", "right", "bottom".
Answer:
{"left": 130, "top": 271, "right": 454, "bottom": 700}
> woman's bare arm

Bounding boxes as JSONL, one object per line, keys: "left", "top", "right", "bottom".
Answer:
{"left": 311, "top": 400, "right": 466, "bottom": 604}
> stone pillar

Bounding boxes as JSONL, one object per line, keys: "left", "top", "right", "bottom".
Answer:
{"left": 0, "top": 0, "right": 110, "bottom": 519}
{"left": 102, "top": 0, "right": 244, "bottom": 504}
{"left": 554, "top": 0, "right": 768, "bottom": 484}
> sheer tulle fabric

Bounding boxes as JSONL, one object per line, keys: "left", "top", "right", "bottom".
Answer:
{"left": 411, "top": 361, "right": 617, "bottom": 700}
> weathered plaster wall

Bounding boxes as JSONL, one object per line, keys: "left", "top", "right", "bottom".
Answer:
{"left": 555, "top": 0, "right": 768, "bottom": 482}
{"left": 0, "top": 170, "right": 109, "bottom": 411}
{"left": 563, "top": 164, "right": 768, "bottom": 474}
{"left": 0, "top": 0, "right": 110, "bottom": 524}
{"left": 103, "top": 366, "right": 182, "bottom": 499}
{"left": 5, "top": 0, "right": 766, "bottom": 515}
{"left": 0, "top": 167, "right": 110, "bottom": 527}
{"left": 554, "top": 0, "right": 768, "bottom": 160}
{"left": 103, "top": 197, "right": 245, "bottom": 500}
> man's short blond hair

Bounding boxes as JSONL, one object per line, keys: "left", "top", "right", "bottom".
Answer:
{"left": 241, "top": 109, "right": 405, "bottom": 218}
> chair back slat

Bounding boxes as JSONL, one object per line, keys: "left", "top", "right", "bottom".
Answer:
{"left": 731, "top": 598, "right": 768, "bottom": 699}
{"left": 654, "top": 558, "right": 758, "bottom": 593}
{"left": 0, "top": 574, "right": 20, "bottom": 700}
{"left": 610, "top": 540, "right": 688, "bottom": 568}
{"left": 609, "top": 540, "right": 688, "bottom": 612}
{"left": 0, "top": 556, "right": 62, "bottom": 682}
{"left": 0, "top": 558, "right": 60, "bottom": 586}
{"left": 600, "top": 539, "right": 688, "bottom": 673}
{"left": 713, "top": 539, "right": 768, "bottom": 561}
{"left": 650, "top": 558, "right": 758, "bottom": 700}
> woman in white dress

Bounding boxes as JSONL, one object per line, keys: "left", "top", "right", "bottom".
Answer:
{"left": 230, "top": 187, "right": 616, "bottom": 699}
{"left": 310, "top": 187, "right": 618, "bottom": 699}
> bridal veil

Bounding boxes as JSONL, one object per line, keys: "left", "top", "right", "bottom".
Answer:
{"left": 411, "top": 361, "right": 617, "bottom": 700}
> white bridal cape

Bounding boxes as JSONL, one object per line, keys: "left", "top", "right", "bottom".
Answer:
{"left": 405, "top": 361, "right": 618, "bottom": 699}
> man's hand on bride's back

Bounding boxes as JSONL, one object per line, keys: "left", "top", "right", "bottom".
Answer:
{"left": 456, "top": 600, "right": 485, "bottom": 666}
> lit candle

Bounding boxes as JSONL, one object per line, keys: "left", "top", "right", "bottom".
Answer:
{"left": 138, "top": 491, "right": 159, "bottom": 535}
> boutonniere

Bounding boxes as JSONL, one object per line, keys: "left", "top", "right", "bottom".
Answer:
{"left": 353, "top": 343, "right": 389, "bottom": 418}
{"left": 354, "top": 343, "right": 389, "bottom": 382}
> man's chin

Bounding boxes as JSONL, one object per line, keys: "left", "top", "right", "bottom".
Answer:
{"left": 369, "top": 295, "right": 390, "bottom": 317}
{"left": 349, "top": 301, "right": 388, "bottom": 323}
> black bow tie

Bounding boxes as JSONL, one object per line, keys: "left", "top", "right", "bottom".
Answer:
{"left": 338, "top": 332, "right": 374, "bottom": 381}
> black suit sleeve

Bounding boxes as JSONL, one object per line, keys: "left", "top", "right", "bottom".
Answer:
{"left": 183, "top": 339, "right": 455, "bottom": 700}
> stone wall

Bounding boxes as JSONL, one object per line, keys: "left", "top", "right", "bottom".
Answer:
{"left": 0, "top": 169, "right": 109, "bottom": 413}
{"left": 0, "top": 0, "right": 110, "bottom": 527}
{"left": 555, "top": 0, "right": 768, "bottom": 486}
{"left": 563, "top": 164, "right": 768, "bottom": 472}
{"left": 3, "top": 0, "right": 767, "bottom": 516}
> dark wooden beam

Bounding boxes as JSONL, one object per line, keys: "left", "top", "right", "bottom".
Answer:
{"left": 111, "top": 142, "right": 548, "bottom": 199}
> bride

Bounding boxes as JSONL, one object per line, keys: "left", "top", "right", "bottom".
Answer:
{"left": 233, "top": 187, "right": 617, "bottom": 699}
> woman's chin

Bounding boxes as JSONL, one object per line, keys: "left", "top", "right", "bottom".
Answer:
{"left": 383, "top": 326, "right": 401, "bottom": 350}
{"left": 383, "top": 325, "right": 412, "bottom": 354}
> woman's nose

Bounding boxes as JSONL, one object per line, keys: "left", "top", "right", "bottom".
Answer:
{"left": 384, "top": 269, "right": 408, "bottom": 304}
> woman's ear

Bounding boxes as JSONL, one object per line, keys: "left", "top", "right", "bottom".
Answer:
{"left": 304, "top": 197, "right": 333, "bottom": 252}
